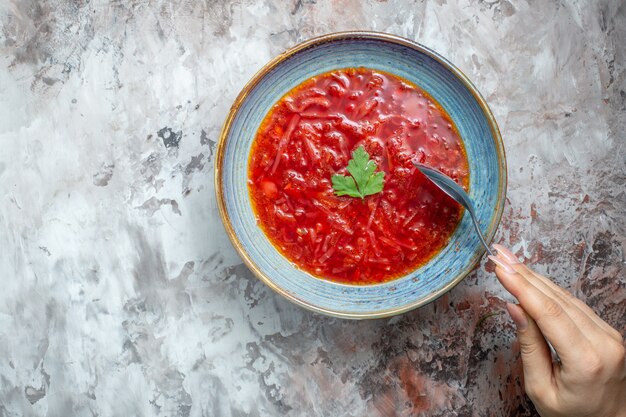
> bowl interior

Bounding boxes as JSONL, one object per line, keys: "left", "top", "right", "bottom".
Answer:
{"left": 218, "top": 33, "right": 505, "bottom": 318}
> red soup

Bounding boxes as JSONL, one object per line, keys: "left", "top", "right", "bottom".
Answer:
{"left": 248, "top": 68, "right": 469, "bottom": 284}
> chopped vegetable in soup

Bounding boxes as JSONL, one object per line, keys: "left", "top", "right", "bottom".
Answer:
{"left": 248, "top": 68, "right": 469, "bottom": 284}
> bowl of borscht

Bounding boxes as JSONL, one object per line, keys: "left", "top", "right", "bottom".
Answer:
{"left": 216, "top": 31, "right": 506, "bottom": 318}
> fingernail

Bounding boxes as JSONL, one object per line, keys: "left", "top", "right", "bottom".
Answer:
{"left": 488, "top": 255, "right": 516, "bottom": 274}
{"left": 506, "top": 303, "right": 528, "bottom": 330}
{"left": 492, "top": 244, "right": 521, "bottom": 264}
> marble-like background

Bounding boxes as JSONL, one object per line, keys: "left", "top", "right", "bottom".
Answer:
{"left": 1, "top": 0, "right": 624, "bottom": 416}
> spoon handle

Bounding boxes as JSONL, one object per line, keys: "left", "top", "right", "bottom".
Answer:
{"left": 467, "top": 205, "right": 494, "bottom": 256}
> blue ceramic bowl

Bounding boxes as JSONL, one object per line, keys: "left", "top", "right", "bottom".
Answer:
{"left": 216, "top": 32, "right": 506, "bottom": 319}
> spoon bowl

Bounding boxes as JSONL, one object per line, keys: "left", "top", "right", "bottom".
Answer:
{"left": 414, "top": 163, "right": 494, "bottom": 256}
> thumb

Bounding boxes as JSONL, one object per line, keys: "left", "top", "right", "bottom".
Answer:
{"left": 506, "top": 303, "right": 554, "bottom": 390}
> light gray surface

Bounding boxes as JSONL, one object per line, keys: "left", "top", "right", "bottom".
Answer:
{"left": 1, "top": 1, "right": 624, "bottom": 416}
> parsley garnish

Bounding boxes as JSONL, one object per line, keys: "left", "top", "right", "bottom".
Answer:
{"left": 331, "top": 146, "right": 385, "bottom": 199}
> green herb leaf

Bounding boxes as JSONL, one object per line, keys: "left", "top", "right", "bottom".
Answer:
{"left": 331, "top": 175, "right": 362, "bottom": 198}
{"left": 331, "top": 146, "right": 385, "bottom": 199}
{"left": 362, "top": 171, "right": 385, "bottom": 197}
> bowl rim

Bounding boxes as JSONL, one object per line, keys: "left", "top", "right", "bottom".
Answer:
{"left": 215, "top": 30, "right": 507, "bottom": 319}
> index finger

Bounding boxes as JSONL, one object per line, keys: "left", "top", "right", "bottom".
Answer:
{"left": 492, "top": 262, "right": 592, "bottom": 364}
{"left": 516, "top": 264, "right": 624, "bottom": 343}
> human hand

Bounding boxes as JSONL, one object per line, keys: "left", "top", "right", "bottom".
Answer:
{"left": 489, "top": 244, "right": 626, "bottom": 417}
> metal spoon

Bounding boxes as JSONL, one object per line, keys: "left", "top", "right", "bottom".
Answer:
{"left": 416, "top": 163, "right": 561, "bottom": 361}
{"left": 414, "top": 163, "right": 494, "bottom": 256}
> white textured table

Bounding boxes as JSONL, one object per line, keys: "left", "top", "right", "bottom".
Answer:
{"left": 1, "top": 1, "right": 624, "bottom": 416}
